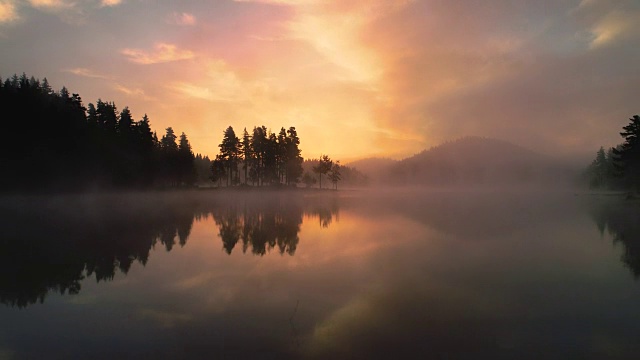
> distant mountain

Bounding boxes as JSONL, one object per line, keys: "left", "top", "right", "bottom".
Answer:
{"left": 354, "top": 137, "right": 577, "bottom": 188}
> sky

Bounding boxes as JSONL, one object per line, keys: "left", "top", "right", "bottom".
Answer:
{"left": 0, "top": 0, "right": 638, "bottom": 162}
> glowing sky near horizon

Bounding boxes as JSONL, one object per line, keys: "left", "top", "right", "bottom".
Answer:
{"left": 1, "top": 0, "right": 638, "bottom": 161}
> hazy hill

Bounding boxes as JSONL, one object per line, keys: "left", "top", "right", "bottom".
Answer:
{"left": 351, "top": 137, "right": 577, "bottom": 188}
{"left": 345, "top": 157, "right": 398, "bottom": 185}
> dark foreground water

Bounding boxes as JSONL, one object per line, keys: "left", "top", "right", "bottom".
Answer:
{"left": 1, "top": 189, "right": 640, "bottom": 359}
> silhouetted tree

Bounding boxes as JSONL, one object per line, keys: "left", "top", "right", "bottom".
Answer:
{"left": 219, "top": 126, "right": 240, "bottom": 186}
{"left": 194, "top": 153, "right": 213, "bottom": 185}
{"left": 612, "top": 115, "right": 640, "bottom": 191}
{"left": 285, "top": 127, "right": 304, "bottom": 186}
{"left": 251, "top": 126, "right": 269, "bottom": 186}
{"left": 312, "top": 154, "right": 333, "bottom": 189}
{"left": 178, "top": 132, "right": 196, "bottom": 186}
{"left": 210, "top": 155, "right": 227, "bottom": 187}
{"left": 134, "top": 114, "right": 157, "bottom": 187}
{"left": 302, "top": 172, "right": 317, "bottom": 188}
{"left": 586, "top": 147, "right": 610, "bottom": 189}
{"left": 160, "top": 127, "right": 179, "bottom": 186}
{"left": 328, "top": 161, "right": 342, "bottom": 190}
{"left": 240, "top": 128, "right": 252, "bottom": 185}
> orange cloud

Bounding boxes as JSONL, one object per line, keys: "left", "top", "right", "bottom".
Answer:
{"left": 100, "top": 0, "right": 122, "bottom": 7}
{"left": 0, "top": 0, "right": 18, "bottom": 23}
{"left": 589, "top": 10, "right": 640, "bottom": 48}
{"left": 121, "top": 43, "right": 195, "bottom": 64}
{"left": 28, "top": 0, "right": 72, "bottom": 10}
{"left": 169, "top": 60, "right": 251, "bottom": 102}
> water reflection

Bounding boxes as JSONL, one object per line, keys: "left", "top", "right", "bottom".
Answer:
{"left": 0, "top": 191, "right": 339, "bottom": 308}
{"left": 3, "top": 190, "right": 640, "bottom": 359}
{"left": 213, "top": 199, "right": 303, "bottom": 256}
{"left": 587, "top": 196, "right": 640, "bottom": 279}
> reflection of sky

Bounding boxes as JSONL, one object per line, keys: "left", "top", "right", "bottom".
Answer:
{"left": 2, "top": 192, "right": 640, "bottom": 358}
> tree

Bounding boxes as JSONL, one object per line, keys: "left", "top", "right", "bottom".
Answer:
{"left": 161, "top": 127, "right": 178, "bottom": 151}
{"left": 312, "top": 154, "right": 333, "bottom": 189}
{"left": 251, "top": 126, "right": 268, "bottom": 186}
{"left": 219, "top": 126, "right": 240, "bottom": 186}
{"left": 240, "top": 128, "right": 252, "bottom": 185}
{"left": 587, "top": 147, "right": 608, "bottom": 189}
{"left": 194, "top": 154, "right": 213, "bottom": 185}
{"left": 160, "top": 127, "right": 179, "bottom": 186}
{"left": 210, "top": 155, "right": 227, "bottom": 187}
{"left": 178, "top": 132, "right": 196, "bottom": 186}
{"left": 264, "top": 131, "right": 279, "bottom": 185}
{"left": 118, "top": 107, "right": 133, "bottom": 135}
{"left": 612, "top": 115, "right": 640, "bottom": 191}
{"left": 285, "top": 127, "right": 304, "bottom": 186}
{"left": 328, "top": 161, "right": 342, "bottom": 190}
{"left": 134, "top": 114, "right": 156, "bottom": 186}
{"left": 277, "top": 127, "right": 288, "bottom": 183}
{"left": 302, "top": 172, "right": 317, "bottom": 188}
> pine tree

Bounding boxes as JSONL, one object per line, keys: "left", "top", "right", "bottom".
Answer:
{"left": 612, "top": 115, "right": 640, "bottom": 191}
{"left": 219, "top": 126, "right": 240, "bottom": 186}
{"left": 285, "top": 127, "right": 303, "bottom": 186}
{"left": 178, "top": 132, "right": 196, "bottom": 186}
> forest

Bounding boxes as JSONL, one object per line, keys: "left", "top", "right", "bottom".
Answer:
{"left": 0, "top": 73, "right": 360, "bottom": 193}
{"left": 1, "top": 73, "right": 197, "bottom": 192}
{"left": 584, "top": 115, "right": 640, "bottom": 192}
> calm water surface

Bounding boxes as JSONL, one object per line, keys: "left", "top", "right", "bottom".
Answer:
{"left": 1, "top": 189, "right": 640, "bottom": 359}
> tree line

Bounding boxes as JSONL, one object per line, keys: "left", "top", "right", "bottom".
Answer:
{"left": 584, "top": 115, "right": 640, "bottom": 192}
{"left": 208, "top": 126, "right": 343, "bottom": 189}
{"left": 1, "top": 73, "right": 196, "bottom": 192}
{"left": 2, "top": 72, "right": 365, "bottom": 192}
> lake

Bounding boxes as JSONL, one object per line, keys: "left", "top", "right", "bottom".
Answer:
{"left": 1, "top": 189, "right": 640, "bottom": 359}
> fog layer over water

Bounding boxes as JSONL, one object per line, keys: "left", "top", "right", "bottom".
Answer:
{"left": 1, "top": 189, "right": 640, "bottom": 359}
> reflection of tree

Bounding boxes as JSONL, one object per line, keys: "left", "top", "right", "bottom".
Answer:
{"left": 0, "top": 192, "right": 340, "bottom": 308}
{"left": 588, "top": 198, "right": 640, "bottom": 278}
{"left": 302, "top": 197, "right": 340, "bottom": 229}
{"left": 0, "top": 194, "right": 194, "bottom": 308}
{"left": 212, "top": 198, "right": 304, "bottom": 256}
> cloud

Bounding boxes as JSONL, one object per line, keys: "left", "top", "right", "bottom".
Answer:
{"left": 589, "top": 10, "right": 640, "bottom": 48}
{"left": 121, "top": 43, "right": 195, "bottom": 64}
{"left": 168, "top": 12, "right": 196, "bottom": 26}
{"left": 345, "top": 0, "right": 640, "bottom": 157}
{"left": 27, "top": 0, "right": 72, "bottom": 11}
{"left": 114, "top": 84, "right": 155, "bottom": 101}
{"left": 169, "top": 60, "right": 254, "bottom": 103}
{"left": 64, "top": 67, "right": 111, "bottom": 79}
{"left": 282, "top": 0, "right": 414, "bottom": 84}
{"left": 0, "top": 0, "right": 18, "bottom": 23}
{"left": 100, "top": 0, "right": 122, "bottom": 7}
